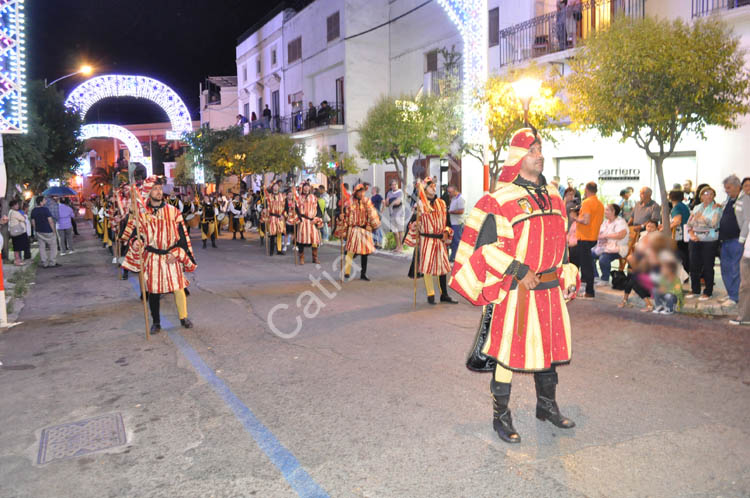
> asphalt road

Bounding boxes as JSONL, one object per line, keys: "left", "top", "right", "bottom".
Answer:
{"left": 0, "top": 224, "right": 748, "bottom": 498}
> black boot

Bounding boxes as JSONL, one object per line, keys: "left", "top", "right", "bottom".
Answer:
{"left": 491, "top": 379, "right": 520, "bottom": 443}
{"left": 232, "top": 233, "right": 236, "bottom": 240}
{"left": 211, "top": 239, "right": 217, "bottom": 248}
{"left": 359, "top": 255, "right": 369, "bottom": 281}
{"left": 240, "top": 233, "right": 245, "bottom": 240}
{"left": 203, "top": 239, "right": 207, "bottom": 249}
{"left": 427, "top": 295, "right": 436, "bottom": 305}
{"left": 180, "top": 318, "right": 193, "bottom": 329}
{"left": 439, "top": 275, "right": 458, "bottom": 303}
{"left": 150, "top": 323, "right": 161, "bottom": 334}
{"left": 534, "top": 368, "right": 575, "bottom": 429}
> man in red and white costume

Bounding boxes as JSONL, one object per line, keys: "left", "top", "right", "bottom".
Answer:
{"left": 295, "top": 181, "right": 323, "bottom": 264}
{"left": 121, "top": 177, "right": 196, "bottom": 333}
{"left": 450, "top": 127, "right": 579, "bottom": 444}
{"left": 340, "top": 184, "right": 380, "bottom": 281}
{"left": 404, "top": 178, "right": 458, "bottom": 304}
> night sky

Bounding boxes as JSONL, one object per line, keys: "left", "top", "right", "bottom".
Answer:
{"left": 28, "top": 1, "right": 308, "bottom": 124}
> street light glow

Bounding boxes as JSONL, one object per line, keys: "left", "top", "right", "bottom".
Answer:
{"left": 79, "top": 64, "right": 94, "bottom": 76}
{"left": 512, "top": 78, "right": 542, "bottom": 107}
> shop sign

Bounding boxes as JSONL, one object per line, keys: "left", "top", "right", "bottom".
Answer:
{"left": 598, "top": 168, "right": 640, "bottom": 181}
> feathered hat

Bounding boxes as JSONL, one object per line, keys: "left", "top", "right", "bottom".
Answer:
{"left": 498, "top": 127, "right": 540, "bottom": 183}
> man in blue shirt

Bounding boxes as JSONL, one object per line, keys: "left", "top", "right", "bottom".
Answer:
{"left": 720, "top": 175, "right": 743, "bottom": 304}
{"left": 31, "top": 196, "right": 59, "bottom": 268}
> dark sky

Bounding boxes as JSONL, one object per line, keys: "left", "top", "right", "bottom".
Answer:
{"left": 28, "top": 0, "right": 300, "bottom": 124}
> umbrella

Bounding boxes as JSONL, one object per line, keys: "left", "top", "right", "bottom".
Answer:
{"left": 42, "top": 186, "right": 78, "bottom": 196}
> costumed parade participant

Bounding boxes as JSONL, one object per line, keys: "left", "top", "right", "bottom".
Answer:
{"left": 181, "top": 195, "right": 196, "bottom": 237}
{"left": 228, "top": 193, "right": 246, "bottom": 240}
{"left": 167, "top": 192, "right": 183, "bottom": 212}
{"left": 339, "top": 183, "right": 380, "bottom": 280}
{"left": 261, "top": 180, "right": 286, "bottom": 255}
{"left": 404, "top": 178, "right": 457, "bottom": 304}
{"left": 450, "top": 128, "right": 580, "bottom": 444}
{"left": 295, "top": 181, "right": 323, "bottom": 264}
{"left": 121, "top": 177, "right": 196, "bottom": 333}
{"left": 284, "top": 188, "right": 298, "bottom": 253}
{"left": 200, "top": 195, "right": 219, "bottom": 248}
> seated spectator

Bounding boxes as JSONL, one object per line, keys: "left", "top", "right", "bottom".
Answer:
{"left": 686, "top": 185, "right": 721, "bottom": 300}
{"left": 593, "top": 203, "right": 629, "bottom": 285}
{"left": 652, "top": 250, "right": 684, "bottom": 315}
{"left": 620, "top": 219, "right": 660, "bottom": 310}
{"left": 630, "top": 186, "right": 661, "bottom": 233}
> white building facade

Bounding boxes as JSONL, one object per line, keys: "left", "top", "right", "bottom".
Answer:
{"left": 236, "top": 0, "right": 750, "bottom": 208}
{"left": 199, "top": 76, "right": 239, "bottom": 130}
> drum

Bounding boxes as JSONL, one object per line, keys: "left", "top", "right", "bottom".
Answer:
{"left": 218, "top": 213, "right": 229, "bottom": 228}
{"left": 187, "top": 214, "right": 200, "bottom": 229}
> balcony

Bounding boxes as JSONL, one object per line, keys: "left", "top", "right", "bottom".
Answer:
{"left": 693, "top": 0, "right": 750, "bottom": 17}
{"left": 245, "top": 103, "right": 345, "bottom": 137}
{"left": 498, "top": 0, "right": 645, "bottom": 67}
{"left": 424, "top": 67, "right": 463, "bottom": 96}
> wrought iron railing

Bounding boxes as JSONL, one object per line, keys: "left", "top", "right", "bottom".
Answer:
{"left": 692, "top": 0, "right": 750, "bottom": 17}
{"left": 246, "top": 103, "right": 344, "bottom": 135}
{"left": 498, "top": 0, "right": 645, "bottom": 67}
{"left": 428, "top": 67, "right": 463, "bottom": 96}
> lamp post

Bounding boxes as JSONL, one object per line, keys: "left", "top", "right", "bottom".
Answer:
{"left": 511, "top": 77, "right": 541, "bottom": 127}
{"left": 44, "top": 64, "right": 94, "bottom": 88}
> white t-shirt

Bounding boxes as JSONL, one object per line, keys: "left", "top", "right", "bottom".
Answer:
{"left": 597, "top": 217, "right": 629, "bottom": 256}
{"left": 448, "top": 194, "right": 466, "bottom": 226}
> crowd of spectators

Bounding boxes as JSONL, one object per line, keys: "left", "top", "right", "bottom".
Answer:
{"left": 562, "top": 174, "right": 748, "bottom": 322}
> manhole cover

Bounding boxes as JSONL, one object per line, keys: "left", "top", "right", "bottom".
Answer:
{"left": 37, "top": 412, "right": 127, "bottom": 465}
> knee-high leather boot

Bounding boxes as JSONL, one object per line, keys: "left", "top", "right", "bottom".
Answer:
{"left": 534, "top": 368, "right": 575, "bottom": 428}
{"left": 312, "top": 246, "right": 319, "bottom": 264}
{"left": 491, "top": 378, "right": 520, "bottom": 443}
{"left": 439, "top": 274, "right": 457, "bottom": 303}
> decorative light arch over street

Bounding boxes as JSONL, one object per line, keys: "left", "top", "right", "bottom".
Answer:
{"left": 65, "top": 75, "right": 193, "bottom": 138}
{"left": 0, "top": 0, "right": 28, "bottom": 134}
{"left": 436, "top": 0, "right": 488, "bottom": 145}
{"left": 79, "top": 123, "right": 152, "bottom": 175}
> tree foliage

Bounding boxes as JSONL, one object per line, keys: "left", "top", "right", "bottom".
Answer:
{"left": 183, "top": 125, "right": 243, "bottom": 188}
{"left": 567, "top": 17, "right": 750, "bottom": 227}
{"left": 173, "top": 153, "right": 195, "bottom": 187}
{"left": 356, "top": 94, "right": 455, "bottom": 188}
{"left": 209, "top": 130, "right": 305, "bottom": 179}
{"left": 3, "top": 80, "right": 85, "bottom": 195}
{"left": 474, "top": 64, "right": 565, "bottom": 191}
{"left": 312, "top": 147, "right": 359, "bottom": 178}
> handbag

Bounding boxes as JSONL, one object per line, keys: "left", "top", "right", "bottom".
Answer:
{"left": 466, "top": 304, "right": 496, "bottom": 372}
{"left": 9, "top": 221, "right": 26, "bottom": 237}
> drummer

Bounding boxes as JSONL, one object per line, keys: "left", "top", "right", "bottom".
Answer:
{"left": 200, "top": 195, "right": 219, "bottom": 249}
{"left": 181, "top": 194, "right": 196, "bottom": 236}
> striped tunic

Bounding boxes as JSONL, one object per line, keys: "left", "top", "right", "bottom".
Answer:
{"left": 285, "top": 199, "right": 299, "bottom": 225}
{"left": 404, "top": 198, "right": 453, "bottom": 275}
{"left": 121, "top": 202, "right": 196, "bottom": 294}
{"left": 450, "top": 180, "right": 579, "bottom": 372}
{"left": 342, "top": 198, "right": 380, "bottom": 255}
{"left": 296, "top": 194, "right": 322, "bottom": 246}
{"left": 261, "top": 193, "right": 286, "bottom": 235}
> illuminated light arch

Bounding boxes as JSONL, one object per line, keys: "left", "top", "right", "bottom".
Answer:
{"left": 0, "top": 0, "right": 28, "bottom": 134}
{"left": 79, "top": 124, "right": 151, "bottom": 175}
{"left": 65, "top": 75, "right": 193, "bottom": 138}
{"left": 436, "top": 0, "right": 488, "bottom": 144}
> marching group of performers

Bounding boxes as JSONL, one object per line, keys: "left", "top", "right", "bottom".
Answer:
{"left": 88, "top": 126, "right": 581, "bottom": 445}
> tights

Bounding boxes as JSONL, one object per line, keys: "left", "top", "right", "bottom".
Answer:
{"left": 423, "top": 274, "right": 448, "bottom": 297}
{"left": 148, "top": 288, "right": 188, "bottom": 325}
{"left": 344, "top": 252, "right": 368, "bottom": 276}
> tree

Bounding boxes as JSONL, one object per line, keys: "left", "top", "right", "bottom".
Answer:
{"left": 183, "top": 126, "right": 243, "bottom": 190}
{"left": 473, "top": 64, "right": 565, "bottom": 191}
{"left": 567, "top": 17, "right": 750, "bottom": 229}
{"left": 356, "top": 94, "right": 454, "bottom": 188}
{"left": 3, "top": 80, "right": 85, "bottom": 195}
{"left": 312, "top": 147, "right": 359, "bottom": 178}
{"left": 173, "top": 153, "right": 195, "bottom": 188}
{"left": 209, "top": 131, "right": 305, "bottom": 183}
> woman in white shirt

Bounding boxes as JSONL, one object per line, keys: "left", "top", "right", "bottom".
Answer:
{"left": 593, "top": 203, "right": 629, "bottom": 284}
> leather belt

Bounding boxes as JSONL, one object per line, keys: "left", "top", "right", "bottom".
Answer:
{"left": 269, "top": 213, "right": 282, "bottom": 218}
{"left": 420, "top": 232, "right": 442, "bottom": 239}
{"left": 145, "top": 244, "right": 177, "bottom": 255}
{"left": 516, "top": 270, "right": 559, "bottom": 337}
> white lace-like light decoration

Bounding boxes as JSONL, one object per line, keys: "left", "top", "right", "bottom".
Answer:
{"left": 436, "top": 0, "right": 488, "bottom": 145}
{"left": 65, "top": 75, "right": 193, "bottom": 137}
{"left": 0, "top": 0, "right": 27, "bottom": 134}
{"left": 80, "top": 124, "right": 152, "bottom": 175}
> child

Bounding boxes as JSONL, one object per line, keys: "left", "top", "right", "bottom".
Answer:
{"left": 653, "top": 251, "right": 684, "bottom": 315}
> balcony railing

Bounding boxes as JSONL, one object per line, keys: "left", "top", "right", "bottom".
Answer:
{"left": 426, "top": 67, "right": 463, "bottom": 96}
{"left": 498, "top": 0, "right": 645, "bottom": 67}
{"left": 692, "top": 0, "right": 750, "bottom": 17}
{"left": 245, "top": 103, "right": 345, "bottom": 135}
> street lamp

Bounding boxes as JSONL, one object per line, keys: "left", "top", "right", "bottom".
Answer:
{"left": 45, "top": 64, "right": 95, "bottom": 88}
{"left": 511, "top": 77, "right": 541, "bottom": 126}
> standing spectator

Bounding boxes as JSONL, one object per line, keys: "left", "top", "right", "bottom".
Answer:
{"left": 576, "top": 182, "right": 604, "bottom": 297}
{"left": 593, "top": 203, "right": 629, "bottom": 285}
{"left": 567, "top": 205, "right": 580, "bottom": 267}
{"left": 31, "top": 196, "right": 59, "bottom": 268}
{"left": 719, "top": 175, "right": 745, "bottom": 305}
{"left": 686, "top": 186, "right": 721, "bottom": 300}
{"left": 691, "top": 183, "right": 709, "bottom": 209}
{"left": 669, "top": 189, "right": 691, "bottom": 274}
{"left": 618, "top": 188, "right": 635, "bottom": 223}
{"left": 370, "top": 186, "right": 384, "bottom": 249}
{"left": 550, "top": 175, "right": 563, "bottom": 198}
{"left": 447, "top": 186, "right": 465, "bottom": 262}
{"left": 565, "top": 178, "right": 581, "bottom": 204}
{"left": 563, "top": 187, "right": 579, "bottom": 217}
{"left": 306, "top": 102, "right": 317, "bottom": 128}
{"left": 730, "top": 216, "right": 750, "bottom": 325}
{"left": 8, "top": 199, "right": 29, "bottom": 266}
{"left": 318, "top": 185, "right": 331, "bottom": 241}
{"left": 57, "top": 198, "right": 75, "bottom": 255}
{"left": 262, "top": 105, "right": 272, "bottom": 128}
{"left": 683, "top": 179, "right": 695, "bottom": 206}
{"left": 384, "top": 179, "right": 405, "bottom": 252}
{"left": 250, "top": 111, "right": 258, "bottom": 129}
{"left": 630, "top": 187, "right": 661, "bottom": 232}
{"left": 20, "top": 200, "right": 32, "bottom": 260}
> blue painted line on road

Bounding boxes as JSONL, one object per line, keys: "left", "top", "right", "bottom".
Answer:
{"left": 125, "top": 276, "right": 329, "bottom": 497}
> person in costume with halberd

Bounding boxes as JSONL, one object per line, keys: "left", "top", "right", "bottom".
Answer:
{"left": 261, "top": 180, "right": 287, "bottom": 256}
{"left": 338, "top": 183, "right": 380, "bottom": 280}
{"left": 404, "top": 177, "right": 458, "bottom": 305}
{"left": 121, "top": 177, "right": 197, "bottom": 333}
{"left": 295, "top": 181, "right": 323, "bottom": 264}
{"left": 450, "top": 127, "right": 580, "bottom": 444}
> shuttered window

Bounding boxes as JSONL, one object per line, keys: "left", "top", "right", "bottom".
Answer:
{"left": 327, "top": 12, "right": 340, "bottom": 42}
{"left": 426, "top": 50, "right": 438, "bottom": 72}
{"left": 288, "top": 37, "right": 302, "bottom": 64}
{"left": 489, "top": 8, "right": 499, "bottom": 47}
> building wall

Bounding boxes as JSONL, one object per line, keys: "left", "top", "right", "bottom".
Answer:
{"left": 200, "top": 85, "right": 239, "bottom": 129}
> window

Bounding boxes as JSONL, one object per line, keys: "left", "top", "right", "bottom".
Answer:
{"left": 426, "top": 50, "right": 438, "bottom": 73}
{"left": 243, "top": 103, "right": 249, "bottom": 120}
{"left": 271, "top": 48, "right": 277, "bottom": 66}
{"left": 242, "top": 65, "right": 247, "bottom": 82}
{"left": 288, "top": 37, "right": 302, "bottom": 63}
{"left": 327, "top": 11, "right": 340, "bottom": 42}
{"left": 256, "top": 58, "right": 261, "bottom": 75}
{"left": 489, "top": 8, "right": 499, "bottom": 47}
